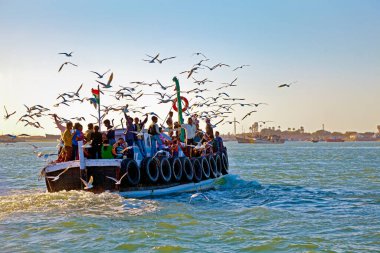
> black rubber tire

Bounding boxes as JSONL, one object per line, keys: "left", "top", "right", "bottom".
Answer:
{"left": 198, "top": 156, "right": 210, "bottom": 180}
{"left": 140, "top": 157, "right": 159, "bottom": 183}
{"left": 221, "top": 152, "right": 229, "bottom": 175}
{"left": 157, "top": 157, "right": 172, "bottom": 183}
{"left": 191, "top": 158, "right": 202, "bottom": 182}
{"left": 169, "top": 157, "right": 182, "bottom": 182}
{"left": 208, "top": 155, "right": 217, "bottom": 178}
{"left": 120, "top": 158, "right": 140, "bottom": 186}
{"left": 180, "top": 157, "right": 193, "bottom": 182}
{"left": 214, "top": 154, "right": 222, "bottom": 177}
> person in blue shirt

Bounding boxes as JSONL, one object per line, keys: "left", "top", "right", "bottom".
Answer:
{"left": 214, "top": 131, "right": 224, "bottom": 153}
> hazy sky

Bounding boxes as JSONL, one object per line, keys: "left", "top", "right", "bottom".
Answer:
{"left": 1, "top": 0, "right": 379, "bottom": 135}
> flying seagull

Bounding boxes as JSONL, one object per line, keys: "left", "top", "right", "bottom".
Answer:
{"left": 96, "top": 72, "right": 114, "bottom": 88}
{"left": 242, "top": 110, "right": 257, "bottom": 121}
{"left": 58, "top": 62, "right": 78, "bottom": 72}
{"left": 45, "top": 167, "right": 70, "bottom": 182}
{"left": 232, "top": 65, "right": 250, "bottom": 71}
{"left": 106, "top": 171, "right": 129, "bottom": 185}
{"left": 143, "top": 53, "right": 160, "bottom": 63}
{"left": 80, "top": 176, "right": 94, "bottom": 190}
{"left": 278, "top": 81, "right": 297, "bottom": 88}
{"left": 58, "top": 52, "right": 73, "bottom": 57}
{"left": 90, "top": 69, "right": 111, "bottom": 79}
{"left": 157, "top": 56, "right": 176, "bottom": 64}
{"left": 3, "top": 106, "right": 16, "bottom": 120}
{"left": 192, "top": 52, "right": 207, "bottom": 59}
{"left": 189, "top": 192, "right": 209, "bottom": 203}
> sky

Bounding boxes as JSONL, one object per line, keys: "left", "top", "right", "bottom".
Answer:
{"left": 0, "top": 0, "right": 379, "bottom": 135}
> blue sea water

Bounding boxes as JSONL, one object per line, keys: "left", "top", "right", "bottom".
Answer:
{"left": 0, "top": 141, "right": 379, "bottom": 252}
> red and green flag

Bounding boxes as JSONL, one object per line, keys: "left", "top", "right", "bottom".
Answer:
{"left": 91, "top": 88, "right": 100, "bottom": 103}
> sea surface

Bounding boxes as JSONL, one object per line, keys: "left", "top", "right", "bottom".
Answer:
{"left": 0, "top": 141, "right": 379, "bottom": 252}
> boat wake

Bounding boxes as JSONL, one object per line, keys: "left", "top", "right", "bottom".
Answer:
{"left": 0, "top": 190, "right": 159, "bottom": 221}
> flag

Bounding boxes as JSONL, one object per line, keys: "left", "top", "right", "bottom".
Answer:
{"left": 91, "top": 88, "right": 100, "bottom": 104}
{"left": 90, "top": 88, "right": 100, "bottom": 109}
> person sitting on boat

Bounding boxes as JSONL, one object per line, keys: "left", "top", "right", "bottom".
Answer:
{"left": 112, "top": 137, "right": 128, "bottom": 159}
{"left": 103, "top": 119, "right": 116, "bottom": 146}
{"left": 172, "top": 121, "right": 181, "bottom": 138}
{"left": 133, "top": 114, "right": 148, "bottom": 157}
{"left": 148, "top": 116, "right": 162, "bottom": 156}
{"left": 90, "top": 125, "right": 103, "bottom": 159}
{"left": 214, "top": 131, "right": 224, "bottom": 153}
{"left": 101, "top": 139, "right": 114, "bottom": 159}
{"left": 57, "top": 121, "right": 73, "bottom": 162}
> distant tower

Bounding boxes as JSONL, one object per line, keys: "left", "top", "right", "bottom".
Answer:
{"left": 234, "top": 117, "right": 237, "bottom": 136}
{"left": 322, "top": 124, "right": 325, "bottom": 131}
{"left": 377, "top": 125, "right": 380, "bottom": 134}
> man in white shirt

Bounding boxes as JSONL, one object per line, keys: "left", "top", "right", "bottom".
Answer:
{"left": 181, "top": 117, "right": 197, "bottom": 146}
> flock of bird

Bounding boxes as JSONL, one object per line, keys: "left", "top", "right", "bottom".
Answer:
{"left": 2, "top": 50, "right": 297, "bottom": 133}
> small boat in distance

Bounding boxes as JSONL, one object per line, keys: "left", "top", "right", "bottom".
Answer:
{"left": 325, "top": 137, "right": 345, "bottom": 142}
{"left": 236, "top": 135, "right": 285, "bottom": 144}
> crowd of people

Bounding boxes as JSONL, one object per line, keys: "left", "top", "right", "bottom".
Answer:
{"left": 54, "top": 112, "right": 224, "bottom": 163}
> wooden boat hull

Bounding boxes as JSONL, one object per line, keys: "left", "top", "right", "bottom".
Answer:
{"left": 42, "top": 155, "right": 228, "bottom": 197}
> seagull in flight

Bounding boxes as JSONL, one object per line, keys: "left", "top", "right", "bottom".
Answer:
{"left": 192, "top": 52, "right": 208, "bottom": 59}
{"left": 157, "top": 56, "right": 176, "bottom": 64}
{"left": 90, "top": 69, "right": 111, "bottom": 79}
{"left": 252, "top": 102, "right": 268, "bottom": 107}
{"left": 80, "top": 176, "right": 94, "bottom": 190}
{"left": 58, "top": 51, "right": 73, "bottom": 57}
{"left": 242, "top": 111, "right": 257, "bottom": 121}
{"left": 106, "top": 171, "right": 129, "bottom": 185}
{"left": 233, "top": 65, "right": 250, "bottom": 71}
{"left": 58, "top": 62, "right": 78, "bottom": 72}
{"left": 45, "top": 167, "right": 70, "bottom": 182}
{"left": 278, "top": 81, "right": 297, "bottom": 88}
{"left": 96, "top": 72, "right": 114, "bottom": 88}
{"left": 189, "top": 192, "right": 209, "bottom": 203}
{"left": 3, "top": 106, "right": 16, "bottom": 120}
{"left": 143, "top": 53, "right": 160, "bottom": 63}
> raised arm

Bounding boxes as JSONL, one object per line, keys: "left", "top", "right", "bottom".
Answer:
{"left": 53, "top": 114, "right": 65, "bottom": 132}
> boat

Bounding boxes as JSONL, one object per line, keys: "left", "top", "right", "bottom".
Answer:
{"left": 41, "top": 77, "right": 230, "bottom": 197}
{"left": 236, "top": 135, "right": 285, "bottom": 144}
{"left": 311, "top": 139, "right": 319, "bottom": 143}
{"left": 325, "top": 137, "right": 345, "bottom": 142}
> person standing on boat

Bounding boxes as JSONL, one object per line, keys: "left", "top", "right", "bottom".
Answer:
{"left": 84, "top": 123, "right": 94, "bottom": 142}
{"left": 214, "top": 131, "right": 224, "bottom": 153}
{"left": 72, "top": 123, "right": 84, "bottom": 160}
{"left": 148, "top": 116, "right": 162, "bottom": 156}
{"left": 180, "top": 117, "right": 197, "bottom": 157}
{"left": 103, "top": 119, "right": 116, "bottom": 146}
{"left": 90, "top": 125, "right": 103, "bottom": 159}
{"left": 166, "top": 111, "right": 174, "bottom": 137}
{"left": 123, "top": 113, "right": 134, "bottom": 146}
{"left": 133, "top": 114, "right": 148, "bottom": 157}
{"left": 52, "top": 114, "right": 65, "bottom": 155}
{"left": 181, "top": 117, "right": 197, "bottom": 146}
{"left": 57, "top": 121, "right": 73, "bottom": 162}
{"left": 204, "top": 118, "right": 214, "bottom": 141}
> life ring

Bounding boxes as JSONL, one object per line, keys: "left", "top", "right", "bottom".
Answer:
{"left": 172, "top": 96, "right": 189, "bottom": 112}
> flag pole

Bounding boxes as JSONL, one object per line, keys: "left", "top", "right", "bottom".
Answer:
{"left": 98, "top": 84, "right": 101, "bottom": 131}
